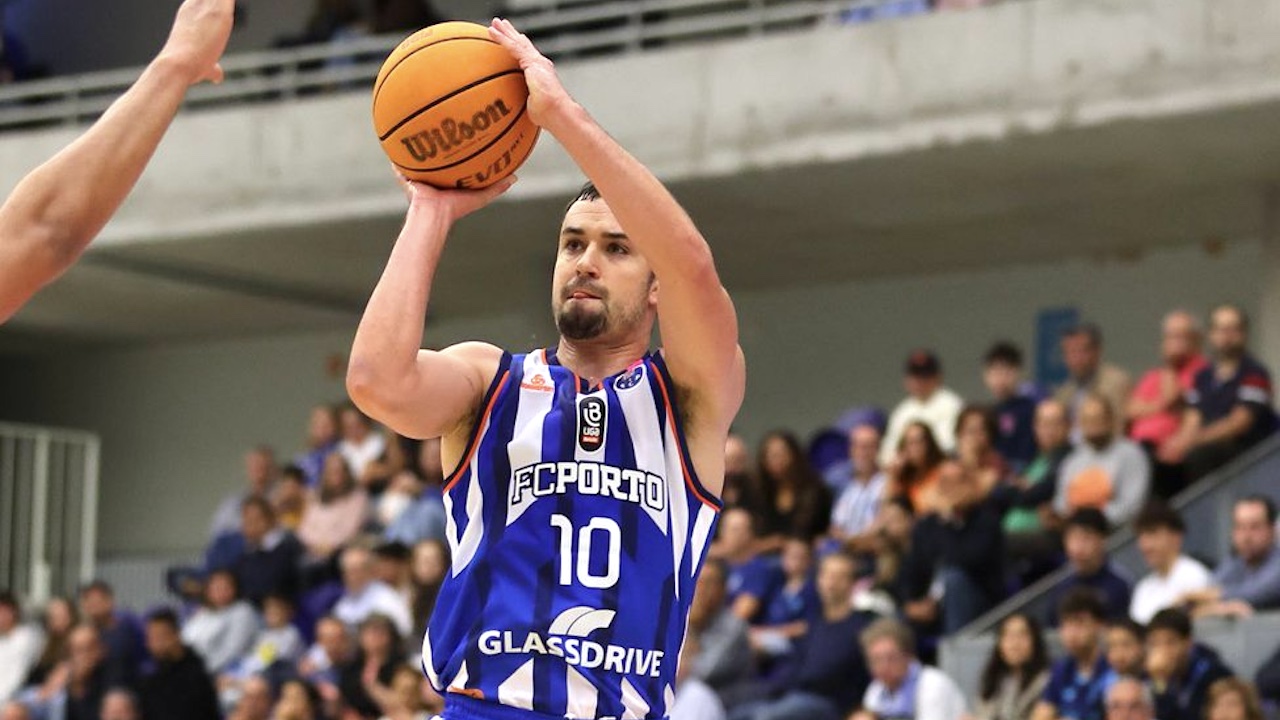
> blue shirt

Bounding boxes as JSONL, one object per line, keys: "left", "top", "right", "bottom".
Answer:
{"left": 1042, "top": 654, "right": 1115, "bottom": 720}
{"left": 758, "top": 578, "right": 818, "bottom": 627}
{"left": 1215, "top": 545, "right": 1280, "bottom": 610}
{"left": 993, "top": 395, "right": 1039, "bottom": 470}
{"left": 728, "top": 556, "right": 783, "bottom": 620}
{"left": 1187, "top": 355, "right": 1278, "bottom": 447}
{"left": 1050, "top": 564, "right": 1132, "bottom": 626}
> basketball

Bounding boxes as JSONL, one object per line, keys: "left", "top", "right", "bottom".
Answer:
{"left": 372, "top": 21, "right": 540, "bottom": 189}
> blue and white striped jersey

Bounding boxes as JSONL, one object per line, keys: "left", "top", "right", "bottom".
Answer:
{"left": 422, "top": 346, "right": 722, "bottom": 720}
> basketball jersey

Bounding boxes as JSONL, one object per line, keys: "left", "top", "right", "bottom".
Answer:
{"left": 423, "top": 347, "right": 723, "bottom": 720}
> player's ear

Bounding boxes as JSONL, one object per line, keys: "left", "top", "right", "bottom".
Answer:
{"left": 648, "top": 274, "right": 659, "bottom": 306}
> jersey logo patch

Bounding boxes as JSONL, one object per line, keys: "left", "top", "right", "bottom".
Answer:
{"left": 578, "top": 396, "right": 606, "bottom": 453}
{"left": 521, "top": 373, "right": 554, "bottom": 392}
{"left": 614, "top": 364, "right": 645, "bottom": 390}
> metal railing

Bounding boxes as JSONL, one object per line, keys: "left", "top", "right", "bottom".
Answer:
{"left": 0, "top": 422, "right": 100, "bottom": 604}
{"left": 0, "top": 0, "right": 901, "bottom": 131}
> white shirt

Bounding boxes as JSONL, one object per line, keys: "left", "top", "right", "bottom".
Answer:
{"left": 181, "top": 601, "right": 261, "bottom": 674}
{"left": 333, "top": 580, "right": 412, "bottom": 637}
{"left": 880, "top": 388, "right": 965, "bottom": 465}
{"left": 863, "top": 664, "right": 968, "bottom": 720}
{"left": 0, "top": 623, "right": 43, "bottom": 702}
{"left": 831, "top": 472, "right": 888, "bottom": 537}
{"left": 669, "top": 679, "right": 726, "bottom": 720}
{"left": 1130, "top": 555, "right": 1213, "bottom": 623}
{"left": 339, "top": 432, "right": 387, "bottom": 480}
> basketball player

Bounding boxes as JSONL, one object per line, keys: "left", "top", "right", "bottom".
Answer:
{"left": 346, "top": 18, "right": 746, "bottom": 720}
{"left": 0, "top": 0, "right": 234, "bottom": 323}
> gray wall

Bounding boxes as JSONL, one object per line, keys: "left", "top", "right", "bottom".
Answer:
{"left": 0, "top": 238, "right": 1262, "bottom": 555}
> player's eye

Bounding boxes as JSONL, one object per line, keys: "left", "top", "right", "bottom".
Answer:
{"left": 608, "top": 242, "right": 628, "bottom": 255}
{"left": 563, "top": 239, "right": 583, "bottom": 252}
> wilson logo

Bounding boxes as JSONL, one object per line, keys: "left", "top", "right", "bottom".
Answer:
{"left": 400, "top": 99, "right": 513, "bottom": 162}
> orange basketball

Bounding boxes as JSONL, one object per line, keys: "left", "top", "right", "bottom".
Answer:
{"left": 372, "top": 22, "right": 539, "bottom": 189}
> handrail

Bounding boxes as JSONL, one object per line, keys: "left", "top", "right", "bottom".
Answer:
{"left": 957, "top": 432, "right": 1280, "bottom": 637}
{"left": 0, "top": 0, "right": 894, "bottom": 131}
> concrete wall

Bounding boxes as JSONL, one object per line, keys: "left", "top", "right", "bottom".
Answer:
{"left": 0, "top": 238, "right": 1260, "bottom": 555}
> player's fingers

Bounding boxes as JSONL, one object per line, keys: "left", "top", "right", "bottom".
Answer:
{"left": 209, "top": 63, "right": 225, "bottom": 85}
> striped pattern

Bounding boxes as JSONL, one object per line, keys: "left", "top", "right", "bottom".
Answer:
{"left": 422, "top": 348, "right": 721, "bottom": 719}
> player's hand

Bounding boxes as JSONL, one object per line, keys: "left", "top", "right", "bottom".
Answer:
{"left": 488, "top": 18, "right": 573, "bottom": 129}
{"left": 158, "top": 0, "right": 235, "bottom": 86}
{"left": 396, "top": 170, "right": 517, "bottom": 224}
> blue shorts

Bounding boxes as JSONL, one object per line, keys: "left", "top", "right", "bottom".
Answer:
{"left": 440, "top": 694, "right": 665, "bottom": 720}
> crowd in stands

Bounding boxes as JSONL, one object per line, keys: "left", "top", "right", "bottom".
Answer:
{"left": 2, "top": 304, "right": 1280, "bottom": 720}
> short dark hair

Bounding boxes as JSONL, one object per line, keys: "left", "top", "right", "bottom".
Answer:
{"left": 984, "top": 341, "right": 1024, "bottom": 368}
{"left": 1147, "top": 607, "right": 1193, "bottom": 639}
{"left": 280, "top": 464, "right": 306, "bottom": 484}
{"left": 0, "top": 590, "right": 20, "bottom": 614}
{"left": 1062, "top": 322, "right": 1103, "bottom": 346}
{"left": 78, "top": 580, "right": 113, "bottom": 598}
{"left": 1058, "top": 587, "right": 1108, "bottom": 622}
{"left": 1065, "top": 508, "right": 1111, "bottom": 537}
{"left": 146, "top": 607, "right": 181, "bottom": 632}
{"left": 1134, "top": 501, "right": 1185, "bottom": 535}
{"left": 1236, "top": 494, "right": 1278, "bottom": 525}
{"left": 1109, "top": 617, "right": 1146, "bottom": 642}
{"left": 241, "top": 494, "right": 275, "bottom": 520}
{"left": 566, "top": 181, "right": 602, "bottom": 211}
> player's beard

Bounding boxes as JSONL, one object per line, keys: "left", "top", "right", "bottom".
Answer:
{"left": 556, "top": 301, "right": 608, "bottom": 340}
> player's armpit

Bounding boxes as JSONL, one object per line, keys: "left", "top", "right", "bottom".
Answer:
{"left": 348, "top": 341, "right": 503, "bottom": 441}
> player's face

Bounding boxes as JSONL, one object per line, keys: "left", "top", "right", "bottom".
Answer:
{"left": 553, "top": 200, "right": 655, "bottom": 342}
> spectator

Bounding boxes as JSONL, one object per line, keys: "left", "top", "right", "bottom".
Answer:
{"left": 881, "top": 350, "right": 965, "bottom": 465}
{"left": 372, "top": 543, "right": 413, "bottom": 612}
{"left": 984, "top": 342, "right": 1039, "bottom": 470}
{"left": 746, "top": 431, "right": 833, "bottom": 551}
{"left": 955, "top": 405, "right": 1010, "bottom": 494}
{"left": 59, "top": 624, "right": 122, "bottom": 720}
{"left": 225, "top": 593, "right": 305, "bottom": 679}
{"left": 1130, "top": 502, "right": 1212, "bottom": 624}
{"left": 363, "top": 435, "right": 416, "bottom": 501}
{"left": 77, "top": 581, "right": 142, "bottom": 689}
{"left": 714, "top": 508, "right": 780, "bottom": 623}
{"left": 1103, "top": 677, "right": 1153, "bottom": 720}
{"left": 857, "top": 617, "right": 968, "bottom": 720}
{"left": 273, "top": 679, "right": 322, "bottom": 720}
{"left": 333, "top": 547, "right": 413, "bottom": 638}
{"left": 975, "top": 613, "right": 1051, "bottom": 720}
{"left": 1180, "top": 495, "right": 1280, "bottom": 617}
{"left": 338, "top": 404, "right": 387, "bottom": 488}
{"left": 886, "top": 421, "right": 947, "bottom": 514}
{"left": 375, "top": 664, "right": 433, "bottom": 720}
{"left": 181, "top": 570, "right": 260, "bottom": 674}
{"left": 730, "top": 552, "right": 872, "bottom": 720}
{"left": 1144, "top": 608, "right": 1233, "bottom": 720}
{"left": 1030, "top": 589, "right": 1114, "bottom": 720}
{"left": 1127, "top": 312, "right": 1206, "bottom": 498}
{"left": 1054, "top": 324, "right": 1132, "bottom": 441}
{"left": 862, "top": 496, "right": 915, "bottom": 609}
{"left": 100, "top": 688, "right": 141, "bottom": 720}
{"left": 684, "top": 559, "right": 753, "bottom": 712}
{"left": 722, "top": 433, "right": 753, "bottom": 510}
{"left": 1204, "top": 678, "right": 1264, "bottom": 720}
{"left": 1052, "top": 395, "right": 1150, "bottom": 528}
{"left": 295, "top": 405, "right": 340, "bottom": 487}
{"left": 1049, "top": 509, "right": 1131, "bottom": 626}
{"left": 1104, "top": 619, "right": 1146, "bottom": 679}
{"left": 24, "top": 596, "right": 77, "bottom": 687}
{"left": 999, "top": 399, "right": 1073, "bottom": 580}
{"left": 408, "top": 539, "right": 448, "bottom": 648}
{"left": 750, "top": 538, "right": 819, "bottom": 663}
{"left": 829, "top": 424, "right": 888, "bottom": 554}
{"left": 384, "top": 439, "right": 447, "bottom": 546}
{"left": 297, "top": 454, "right": 370, "bottom": 564}
{"left": 298, "top": 616, "right": 351, "bottom": 704}
{"left": 230, "top": 496, "right": 305, "bottom": 606}
{"left": 272, "top": 466, "right": 309, "bottom": 532}
{"left": 0, "top": 591, "right": 41, "bottom": 702}
{"left": 210, "top": 446, "right": 279, "bottom": 539}
{"left": 1162, "top": 305, "right": 1278, "bottom": 480}
{"left": 901, "top": 460, "right": 1005, "bottom": 634}
{"left": 227, "top": 676, "right": 273, "bottom": 720}
{"left": 140, "top": 609, "right": 220, "bottom": 720}
{"left": 337, "top": 614, "right": 399, "bottom": 720}
{"left": 0, "top": 704, "right": 27, "bottom": 720}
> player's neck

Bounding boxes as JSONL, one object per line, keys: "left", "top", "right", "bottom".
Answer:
{"left": 555, "top": 336, "right": 650, "bottom": 385}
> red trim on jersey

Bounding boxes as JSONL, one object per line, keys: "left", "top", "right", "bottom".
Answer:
{"left": 650, "top": 363, "right": 720, "bottom": 511}
{"left": 443, "top": 370, "right": 511, "bottom": 494}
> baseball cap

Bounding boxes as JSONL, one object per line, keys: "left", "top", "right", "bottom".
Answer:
{"left": 904, "top": 350, "right": 941, "bottom": 378}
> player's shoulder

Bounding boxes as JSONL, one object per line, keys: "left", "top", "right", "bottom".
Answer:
{"left": 438, "top": 341, "right": 508, "bottom": 389}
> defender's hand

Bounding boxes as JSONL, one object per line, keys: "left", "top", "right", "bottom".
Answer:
{"left": 159, "top": 0, "right": 236, "bottom": 85}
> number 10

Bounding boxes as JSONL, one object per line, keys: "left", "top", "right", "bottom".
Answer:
{"left": 550, "top": 514, "right": 621, "bottom": 589}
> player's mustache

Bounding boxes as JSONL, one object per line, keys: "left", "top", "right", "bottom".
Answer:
{"left": 562, "top": 280, "right": 607, "bottom": 300}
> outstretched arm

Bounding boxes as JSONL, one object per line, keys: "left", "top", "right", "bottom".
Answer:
{"left": 346, "top": 177, "right": 514, "bottom": 441}
{"left": 489, "top": 19, "right": 746, "bottom": 454}
{"left": 0, "top": 0, "right": 234, "bottom": 323}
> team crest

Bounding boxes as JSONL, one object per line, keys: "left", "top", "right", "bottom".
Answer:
{"left": 577, "top": 396, "right": 606, "bottom": 452}
{"left": 614, "top": 364, "right": 645, "bottom": 391}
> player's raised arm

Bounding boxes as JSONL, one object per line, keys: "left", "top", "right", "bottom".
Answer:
{"left": 488, "top": 19, "right": 746, "bottom": 418}
{"left": 346, "top": 177, "right": 514, "bottom": 440}
{"left": 0, "top": 0, "right": 234, "bottom": 323}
